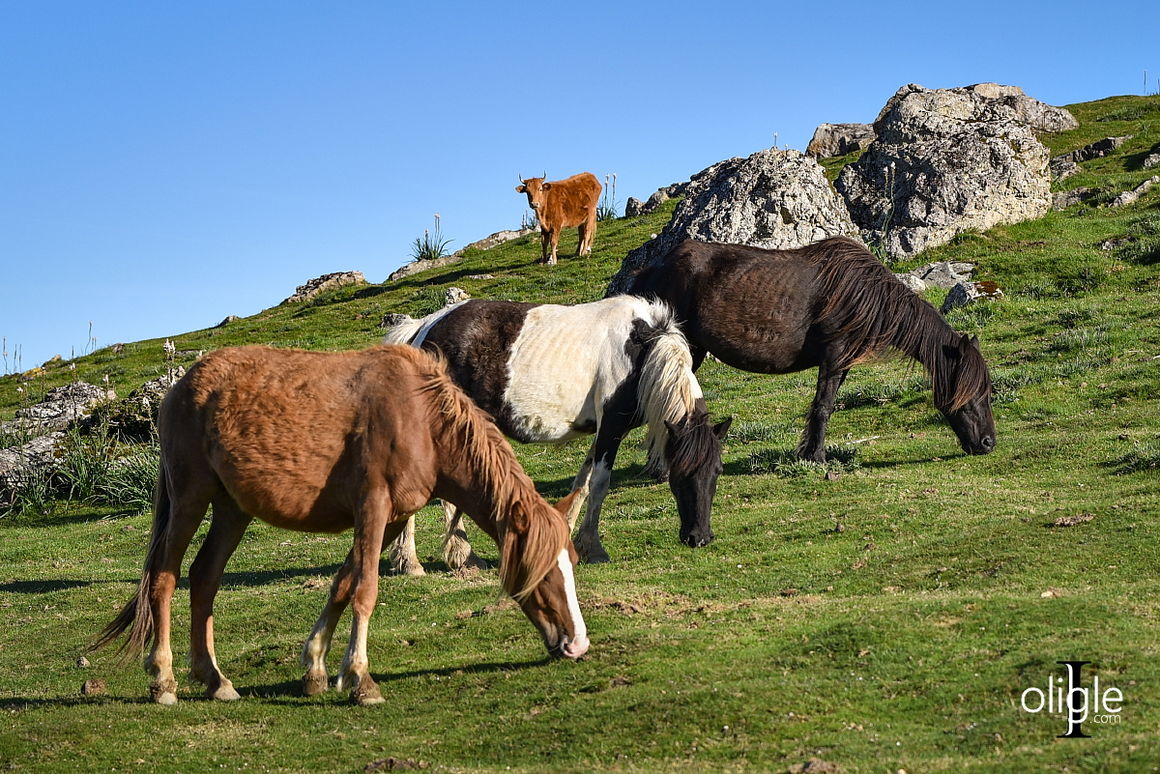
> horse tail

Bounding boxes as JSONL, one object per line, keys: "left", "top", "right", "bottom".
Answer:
{"left": 88, "top": 464, "right": 170, "bottom": 660}
{"left": 382, "top": 314, "right": 423, "bottom": 346}
{"left": 637, "top": 302, "right": 699, "bottom": 478}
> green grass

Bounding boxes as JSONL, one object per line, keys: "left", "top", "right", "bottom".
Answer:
{"left": 2, "top": 97, "right": 1160, "bottom": 773}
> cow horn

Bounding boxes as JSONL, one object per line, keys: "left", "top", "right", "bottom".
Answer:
{"left": 541, "top": 171, "right": 547, "bottom": 181}
{"left": 518, "top": 173, "right": 526, "bottom": 184}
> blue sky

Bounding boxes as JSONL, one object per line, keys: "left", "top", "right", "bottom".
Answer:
{"left": 2, "top": 1, "right": 1156, "bottom": 371}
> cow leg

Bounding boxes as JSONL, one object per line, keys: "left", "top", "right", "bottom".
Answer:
{"left": 539, "top": 229, "right": 551, "bottom": 264}
{"left": 547, "top": 229, "right": 559, "bottom": 265}
{"left": 798, "top": 363, "right": 850, "bottom": 462}
{"left": 387, "top": 513, "right": 425, "bottom": 576}
{"left": 580, "top": 210, "right": 597, "bottom": 255}
{"left": 188, "top": 494, "right": 252, "bottom": 701}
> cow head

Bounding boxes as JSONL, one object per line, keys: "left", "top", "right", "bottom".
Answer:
{"left": 516, "top": 173, "right": 550, "bottom": 212}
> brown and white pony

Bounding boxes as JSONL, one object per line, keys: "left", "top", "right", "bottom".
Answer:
{"left": 620, "top": 238, "right": 995, "bottom": 461}
{"left": 90, "top": 345, "right": 587, "bottom": 706}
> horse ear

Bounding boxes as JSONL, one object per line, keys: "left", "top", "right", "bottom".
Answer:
{"left": 970, "top": 334, "right": 980, "bottom": 348}
{"left": 553, "top": 489, "right": 581, "bottom": 517}
{"left": 713, "top": 416, "right": 733, "bottom": 440}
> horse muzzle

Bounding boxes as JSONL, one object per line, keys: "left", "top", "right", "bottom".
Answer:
{"left": 549, "top": 633, "right": 590, "bottom": 660}
{"left": 681, "top": 529, "right": 715, "bottom": 548}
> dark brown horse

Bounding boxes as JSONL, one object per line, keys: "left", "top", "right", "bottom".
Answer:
{"left": 90, "top": 345, "right": 587, "bottom": 706}
{"left": 620, "top": 238, "right": 995, "bottom": 461}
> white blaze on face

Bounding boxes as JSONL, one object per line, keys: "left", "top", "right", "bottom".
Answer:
{"left": 556, "top": 549, "right": 588, "bottom": 658}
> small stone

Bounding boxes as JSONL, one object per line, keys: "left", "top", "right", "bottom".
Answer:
{"left": 76, "top": 656, "right": 90, "bottom": 668}
{"left": 81, "top": 679, "right": 106, "bottom": 696}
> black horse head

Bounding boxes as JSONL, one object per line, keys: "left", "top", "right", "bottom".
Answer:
{"left": 664, "top": 413, "right": 732, "bottom": 547}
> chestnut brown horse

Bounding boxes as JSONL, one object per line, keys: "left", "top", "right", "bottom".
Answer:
{"left": 620, "top": 238, "right": 996, "bottom": 461}
{"left": 90, "top": 345, "right": 588, "bottom": 706}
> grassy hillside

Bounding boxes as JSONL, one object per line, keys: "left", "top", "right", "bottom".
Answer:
{"left": 1, "top": 95, "right": 1158, "bottom": 773}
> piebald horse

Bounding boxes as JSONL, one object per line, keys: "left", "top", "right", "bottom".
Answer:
{"left": 620, "top": 238, "right": 996, "bottom": 461}
{"left": 384, "top": 295, "right": 730, "bottom": 565}
{"left": 90, "top": 345, "right": 587, "bottom": 706}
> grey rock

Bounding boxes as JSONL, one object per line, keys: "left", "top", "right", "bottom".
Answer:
{"left": 445, "top": 287, "right": 470, "bottom": 305}
{"left": 0, "top": 431, "right": 65, "bottom": 493}
{"left": 9, "top": 382, "right": 116, "bottom": 434}
{"left": 1052, "top": 187, "right": 1094, "bottom": 210}
{"left": 1109, "top": 175, "right": 1160, "bottom": 208}
{"left": 380, "top": 312, "right": 413, "bottom": 329}
{"left": 1144, "top": 153, "right": 1160, "bottom": 170}
{"left": 85, "top": 369, "right": 186, "bottom": 441}
{"left": 607, "top": 148, "right": 860, "bottom": 294}
{"left": 1050, "top": 157, "right": 1081, "bottom": 182}
{"left": 837, "top": 83, "right": 1052, "bottom": 259}
{"left": 806, "top": 123, "right": 875, "bottom": 158}
{"left": 941, "top": 280, "right": 1005, "bottom": 314}
{"left": 908, "top": 261, "right": 976, "bottom": 288}
{"left": 624, "top": 197, "right": 645, "bottom": 217}
{"left": 1056, "top": 135, "right": 1132, "bottom": 165}
{"left": 283, "top": 271, "right": 367, "bottom": 305}
{"left": 217, "top": 315, "right": 240, "bottom": 327}
{"left": 895, "top": 273, "right": 927, "bottom": 293}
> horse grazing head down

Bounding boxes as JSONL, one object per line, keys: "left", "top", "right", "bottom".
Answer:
{"left": 663, "top": 412, "right": 732, "bottom": 548}
{"left": 498, "top": 489, "right": 589, "bottom": 659}
{"left": 935, "top": 334, "right": 996, "bottom": 456}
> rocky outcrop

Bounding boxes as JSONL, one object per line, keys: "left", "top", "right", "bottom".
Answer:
{"left": 806, "top": 123, "right": 875, "bottom": 158}
{"left": 1052, "top": 187, "right": 1095, "bottom": 210}
{"left": 85, "top": 369, "right": 185, "bottom": 442}
{"left": 608, "top": 149, "right": 859, "bottom": 294}
{"left": 0, "top": 381, "right": 116, "bottom": 495}
{"left": 836, "top": 83, "right": 1053, "bottom": 258}
{"left": 386, "top": 228, "right": 537, "bottom": 283}
{"left": 283, "top": 271, "right": 367, "bottom": 304}
{"left": 1056, "top": 135, "right": 1131, "bottom": 164}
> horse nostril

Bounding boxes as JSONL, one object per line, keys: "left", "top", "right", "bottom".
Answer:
{"left": 982, "top": 436, "right": 995, "bottom": 451}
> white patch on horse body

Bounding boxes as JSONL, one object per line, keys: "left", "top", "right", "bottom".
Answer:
{"left": 502, "top": 296, "right": 658, "bottom": 442}
{"left": 556, "top": 549, "right": 588, "bottom": 658}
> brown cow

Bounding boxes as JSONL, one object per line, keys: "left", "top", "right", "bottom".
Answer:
{"left": 516, "top": 172, "right": 602, "bottom": 265}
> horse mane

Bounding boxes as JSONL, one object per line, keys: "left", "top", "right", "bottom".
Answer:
{"left": 804, "top": 237, "right": 990, "bottom": 412}
{"left": 412, "top": 348, "right": 567, "bottom": 600}
{"left": 636, "top": 302, "right": 701, "bottom": 477}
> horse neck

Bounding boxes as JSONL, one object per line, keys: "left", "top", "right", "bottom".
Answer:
{"left": 890, "top": 297, "right": 963, "bottom": 394}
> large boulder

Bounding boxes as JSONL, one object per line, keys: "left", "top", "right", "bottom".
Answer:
{"left": 607, "top": 149, "right": 859, "bottom": 294}
{"left": 806, "top": 123, "right": 875, "bottom": 158}
{"left": 836, "top": 83, "right": 1054, "bottom": 258}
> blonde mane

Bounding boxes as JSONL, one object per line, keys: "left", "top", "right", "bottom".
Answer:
{"left": 415, "top": 350, "right": 567, "bottom": 600}
{"left": 637, "top": 303, "right": 700, "bottom": 478}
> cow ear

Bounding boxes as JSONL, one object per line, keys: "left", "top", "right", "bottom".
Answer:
{"left": 541, "top": 182, "right": 552, "bottom": 191}
{"left": 515, "top": 185, "right": 526, "bottom": 193}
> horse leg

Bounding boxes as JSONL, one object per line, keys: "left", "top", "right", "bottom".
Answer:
{"left": 573, "top": 420, "right": 627, "bottom": 563}
{"left": 798, "top": 364, "right": 850, "bottom": 462}
{"left": 301, "top": 547, "right": 355, "bottom": 696}
{"left": 387, "top": 514, "right": 425, "bottom": 576}
{"left": 188, "top": 495, "right": 252, "bottom": 701}
{"left": 566, "top": 445, "right": 596, "bottom": 532}
{"left": 442, "top": 501, "right": 485, "bottom": 570}
{"left": 336, "top": 493, "right": 398, "bottom": 706}
{"left": 145, "top": 477, "right": 212, "bottom": 705}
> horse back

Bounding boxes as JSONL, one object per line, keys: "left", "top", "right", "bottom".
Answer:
{"left": 162, "top": 345, "right": 439, "bottom": 530}
{"left": 631, "top": 240, "right": 826, "bottom": 373}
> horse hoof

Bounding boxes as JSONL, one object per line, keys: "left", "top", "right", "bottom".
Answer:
{"left": 153, "top": 691, "right": 178, "bottom": 706}
{"left": 581, "top": 549, "right": 611, "bottom": 564}
{"left": 352, "top": 680, "right": 384, "bottom": 706}
{"left": 303, "top": 673, "right": 329, "bottom": 696}
{"left": 210, "top": 684, "right": 241, "bottom": 701}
